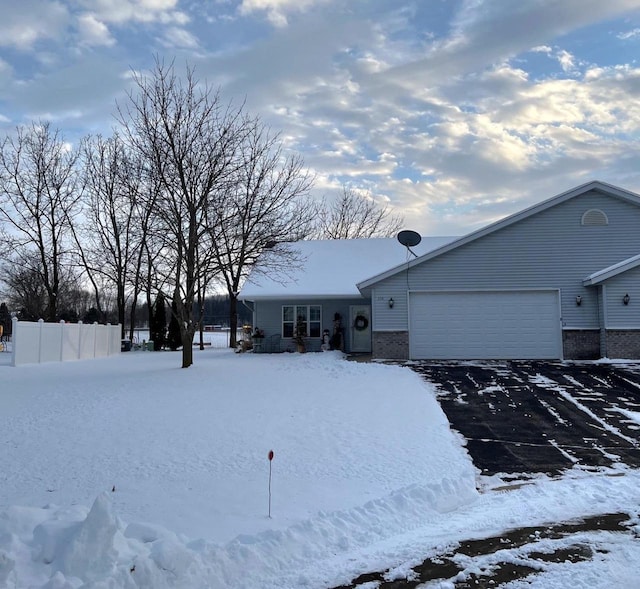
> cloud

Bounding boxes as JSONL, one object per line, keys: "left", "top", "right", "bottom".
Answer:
{"left": 618, "top": 27, "right": 640, "bottom": 39}
{"left": 75, "top": 0, "right": 188, "bottom": 25}
{"left": 2, "top": 55, "right": 132, "bottom": 133}
{"left": 0, "top": 0, "right": 639, "bottom": 236}
{"left": 0, "top": 1, "right": 69, "bottom": 50}
{"left": 77, "top": 14, "right": 115, "bottom": 47}
{"left": 381, "top": 0, "right": 640, "bottom": 87}
{"left": 239, "top": 0, "right": 333, "bottom": 27}
{"left": 159, "top": 26, "right": 200, "bottom": 49}
{"left": 556, "top": 49, "right": 576, "bottom": 72}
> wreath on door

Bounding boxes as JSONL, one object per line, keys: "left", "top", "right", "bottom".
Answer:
{"left": 354, "top": 314, "right": 369, "bottom": 331}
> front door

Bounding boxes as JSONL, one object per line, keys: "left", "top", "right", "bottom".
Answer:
{"left": 349, "top": 305, "right": 371, "bottom": 353}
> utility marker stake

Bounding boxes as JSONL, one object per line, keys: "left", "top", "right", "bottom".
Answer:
{"left": 268, "top": 450, "right": 274, "bottom": 518}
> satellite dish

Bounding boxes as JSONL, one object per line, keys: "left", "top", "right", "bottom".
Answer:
{"left": 397, "top": 230, "right": 422, "bottom": 248}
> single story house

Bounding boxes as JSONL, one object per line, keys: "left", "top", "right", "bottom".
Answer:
{"left": 239, "top": 180, "right": 640, "bottom": 360}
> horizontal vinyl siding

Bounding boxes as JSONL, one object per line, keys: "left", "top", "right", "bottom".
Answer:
{"left": 373, "top": 190, "right": 640, "bottom": 332}
{"left": 251, "top": 297, "right": 366, "bottom": 352}
{"left": 372, "top": 283, "right": 410, "bottom": 331}
{"left": 604, "top": 266, "right": 640, "bottom": 328}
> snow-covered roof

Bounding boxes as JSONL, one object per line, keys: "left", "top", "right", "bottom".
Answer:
{"left": 239, "top": 236, "right": 458, "bottom": 300}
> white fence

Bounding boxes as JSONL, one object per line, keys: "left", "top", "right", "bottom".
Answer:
{"left": 11, "top": 318, "right": 121, "bottom": 367}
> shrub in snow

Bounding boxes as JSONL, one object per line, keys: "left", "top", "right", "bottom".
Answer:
{"left": 150, "top": 293, "right": 167, "bottom": 351}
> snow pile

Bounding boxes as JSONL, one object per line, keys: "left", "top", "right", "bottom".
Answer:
{"left": 0, "top": 350, "right": 477, "bottom": 588}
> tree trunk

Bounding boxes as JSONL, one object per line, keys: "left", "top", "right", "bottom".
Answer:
{"left": 197, "top": 287, "right": 205, "bottom": 351}
{"left": 181, "top": 325, "right": 195, "bottom": 368}
{"left": 118, "top": 284, "right": 126, "bottom": 339}
{"left": 129, "top": 298, "right": 138, "bottom": 340}
{"left": 229, "top": 294, "right": 238, "bottom": 348}
{"left": 47, "top": 291, "right": 57, "bottom": 322}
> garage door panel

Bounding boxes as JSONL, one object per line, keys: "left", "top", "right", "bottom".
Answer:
{"left": 409, "top": 291, "right": 561, "bottom": 360}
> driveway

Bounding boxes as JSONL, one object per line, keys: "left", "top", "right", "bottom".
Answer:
{"left": 407, "top": 360, "right": 640, "bottom": 476}
{"left": 329, "top": 361, "right": 640, "bottom": 589}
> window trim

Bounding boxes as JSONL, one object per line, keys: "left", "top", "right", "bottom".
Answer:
{"left": 581, "top": 209, "right": 608, "bottom": 226}
{"left": 282, "top": 304, "right": 322, "bottom": 338}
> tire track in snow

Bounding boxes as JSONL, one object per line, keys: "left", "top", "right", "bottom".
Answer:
{"left": 530, "top": 374, "right": 638, "bottom": 447}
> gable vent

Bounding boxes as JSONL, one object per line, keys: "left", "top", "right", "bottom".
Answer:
{"left": 581, "top": 209, "right": 608, "bottom": 226}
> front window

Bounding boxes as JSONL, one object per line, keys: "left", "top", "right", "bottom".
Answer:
{"left": 283, "top": 305, "right": 321, "bottom": 338}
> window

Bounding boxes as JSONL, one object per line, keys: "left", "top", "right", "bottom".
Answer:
{"left": 283, "top": 305, "right": 321, "bottom": 338}
{"left": 581, "top": 209, "right": 608, "bottom": 226}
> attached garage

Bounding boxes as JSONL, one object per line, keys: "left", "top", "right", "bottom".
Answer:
{"left": 409, "top": 290, "right": 562, "bottom": 360}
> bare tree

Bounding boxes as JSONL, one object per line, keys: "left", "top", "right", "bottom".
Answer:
{"left": 316, "top": 186, "right": 403, "bottom": 239}
{"left": 118, "top": 59, "right": 245, "bottom": 368}
{"left": 75, "top": 133, "right": 131, "bottom": 335}
{"left": 210, "top": 123, "right": 315, "bottom": 347}
{"left": 0, "top": 252, "right": 85, "bottom": 321}
{"left": 1, "top": 258, "right": 48, "bottom": 320}
{"left": 0, "top": 122, "right": 82, "bottom": 321}
{"left": 75, "top": 133, "right": 155, "bottom": 338}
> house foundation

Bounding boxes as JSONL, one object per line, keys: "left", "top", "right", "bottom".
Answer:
{"left": 373, "top": 331, "right": 409, "bottom": 360}
{"left": 562, "top": 330, "right": 600, "bottom": 360}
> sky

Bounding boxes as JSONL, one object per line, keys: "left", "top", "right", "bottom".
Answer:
{"left": 1, "top": 0, "right": 640, "bottom": 235}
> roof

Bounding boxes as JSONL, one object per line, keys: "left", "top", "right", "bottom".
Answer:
{"left": 239, "top": 236, "right": 458, "bottom": 300}
{"left": 357, "top": 180, "right": 640, "bottom": 291}
{"left": 583, "top": 253, "right": 640, "bottom": 286}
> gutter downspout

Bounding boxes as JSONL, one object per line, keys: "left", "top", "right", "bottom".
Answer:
{"left": 599, "top": 284, "right": 607, "bottom": 358}
{"left": 241, "top": 299, "right": 255, "bottom": 328}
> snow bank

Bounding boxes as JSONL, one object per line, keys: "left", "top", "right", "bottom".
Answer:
{"left": 0, "top": 350, "right": 477, "bottom": 588}
{"left": 1, "top": 478, "right": 476, "bottom": 588}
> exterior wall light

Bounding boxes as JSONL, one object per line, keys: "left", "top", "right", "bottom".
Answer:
{"left": 576, "top": 295, "right": 582, "bottom": 306}
{"left": 388, "top": 297, "right": 395, "bottom": 309}
{"left": 623, "top": 293, "right": 630, "bottom": 306}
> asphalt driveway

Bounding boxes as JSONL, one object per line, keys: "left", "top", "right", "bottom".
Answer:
{"left": 330, "top": 360, "right": 640, "bottom": 589}
{"left": 407, "top": 360, "right": 640, "bottom": 476}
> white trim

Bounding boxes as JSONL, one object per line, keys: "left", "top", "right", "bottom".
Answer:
{"left": 281, "top": 304, "right": 322, "bottom": 339}
{"left": 583, "top": 253, "right": 640, "bottom": 286}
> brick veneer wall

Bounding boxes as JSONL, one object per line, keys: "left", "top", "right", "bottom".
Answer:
{"left": 374, "top": 329, "right": 640, "bottom": 360}
{"left": 604, "top": 330, "right": 640, "bottom": 359}
{"left": 373, "top": 331, "right": 409, "bottom": 360}
{"left": 562, "top": 330, "right": 600, "bottom": 360}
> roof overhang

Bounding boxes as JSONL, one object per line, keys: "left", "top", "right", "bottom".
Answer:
{"left": 241, "top": 293, "right": 366, "bottom": 302}
{"left": 583, "top": 253, "right": 640, "bottom": 286}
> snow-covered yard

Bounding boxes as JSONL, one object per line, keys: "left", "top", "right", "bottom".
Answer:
{"left": 1, "top": 350, "right": 640, "bottom": 588}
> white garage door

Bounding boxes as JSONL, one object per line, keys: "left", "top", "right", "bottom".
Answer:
{"left": 409, "top": 290, "right": 561, "bottom": 360}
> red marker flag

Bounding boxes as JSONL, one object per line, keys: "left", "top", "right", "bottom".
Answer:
{"left": 268, "top": 450, "right": 275, "bottom": 518}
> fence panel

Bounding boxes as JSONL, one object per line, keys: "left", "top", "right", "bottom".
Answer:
{"left": 12, "top": 321, "right": 40, "bottom": 366}
{"left": 39, "top": 323, "right": 62, "bottom": 363}
{"left": 79, "top": 322, "right": 96, "bottom": 359}
{"left": 62, "top": 322, "right": 81, "bottom": 361}
{"left": 11, "top": 318, "right": 121, "bottom": 367}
